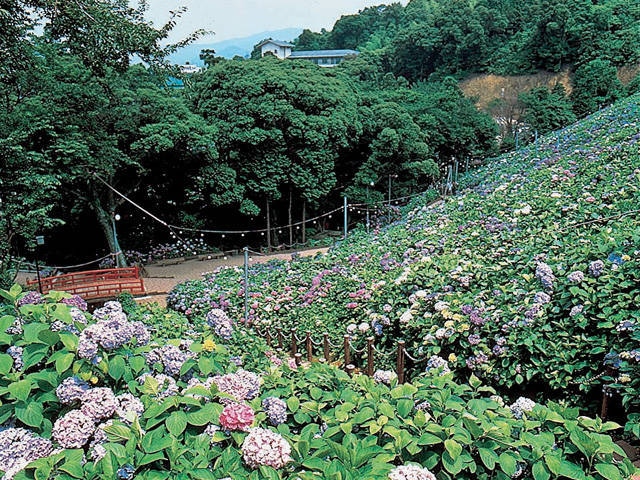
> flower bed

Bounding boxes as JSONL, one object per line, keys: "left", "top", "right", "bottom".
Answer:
{"left": 0, "top": 289, "right": 636, "bottom": 478}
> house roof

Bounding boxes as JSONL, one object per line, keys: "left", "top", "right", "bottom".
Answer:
{"left": 288, "top": 49, "right": 359, "bottom": 58}
{"left": 258, "top": 39, "right": 294, "bottom": 48}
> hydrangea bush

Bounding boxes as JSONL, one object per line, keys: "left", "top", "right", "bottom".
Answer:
{"left": 1, "top": 286, "right": 636, "bottom": 479}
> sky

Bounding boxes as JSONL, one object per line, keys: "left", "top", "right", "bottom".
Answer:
{"left": 145, "top": 0, "right": 408, "bottom": 43}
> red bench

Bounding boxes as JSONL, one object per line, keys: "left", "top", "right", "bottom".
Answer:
{"left": 27, "top": 267, "right": 145, "bottom": 300}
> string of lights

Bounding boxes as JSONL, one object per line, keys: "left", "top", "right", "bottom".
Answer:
{"left": 92, "top": 172, "right": 427, "bottom": 236}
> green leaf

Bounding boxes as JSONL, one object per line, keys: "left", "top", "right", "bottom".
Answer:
{"left": 9, "top": 379, "right": 33, "bottom": 402}
{"left": 187, "top": 403, "right": 220, "bottom": 426}
{"left": 595, "top": 463, "right": 623, "bottom": 480}
{"left": 478, "top": 447, "right": 498, "bottom": 470}
{"left": 445, "top": 438, "right": 462, "bottom": 458}
{"left": 532, "top": 461, "right": 550, "bottom": 480}
{"left": 499, "top": 451, "right": 517, "bottom": 476}
{"left": 15, "top": 401, "right": 44, "bottom": 427}
{"left": 58, "top": 332, "right": 78, "bottom": 351}
{"left": 396, "top": 399, "right": 414, "bottom": 418}
{"left": 0, "top": 353, "right": 13, "bottom": 375}
{"left": 558, "top": 460, "right": 587, "bottom": 480}
{"left": 442, "top": 450, "right": 463, "bottom": 475}
{"left": 59, "top": 450, "right": 85, "bottom": 478}
{"left": 198, "top": 356, "right": 215, "bottom": 375}
{"left": 108, "top": 355, "right": 126, "bottom": 381}
{"left": 469, "top": 374, "right": 482, "bottom": 389}
{"left": 137, "top": 451, "right": 166, "bottom": 467}
{"left": 55, "top": 353, "right": 75, "bottom": 374}
{"left": 418, "top": 433, "right": 442, "bottom": 445}
{"left": 287, "top": 396, "right": 300, "bottom": 413}
{"left": 258, "top": 465, "right": 281, "bottom": 479}
{"left": 37, "top": 329, "right": 60, "bottom": 346}
{"left": 166, "top": 411, "right": 188, "bottom": 436}
{"left": 142, "top": 427, "right": 174, "bottom": 453}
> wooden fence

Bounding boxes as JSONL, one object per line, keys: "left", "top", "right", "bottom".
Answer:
{"left": 254, "top": 326, "right": 428, "bottom": 384}
{"left": 253, "top": 326, "right": 614, "bottom": 419}
{"left": 26, "top": 267, "right": 145, "bottom": 300}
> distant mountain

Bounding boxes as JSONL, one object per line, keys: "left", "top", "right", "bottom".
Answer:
{"left": 168, "top": 28, "right": 303, "bottom": 65}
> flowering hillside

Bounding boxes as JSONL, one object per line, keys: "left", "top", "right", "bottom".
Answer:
{"left": 170, "top": 93, "right": 640, "bottom": 412}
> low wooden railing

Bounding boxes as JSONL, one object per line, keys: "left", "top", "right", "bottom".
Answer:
{"left": 254, "top": 326, "right": 422, "bottom": 384}
{"left": 26, "top": 267, "right": 145, "bottom": 300}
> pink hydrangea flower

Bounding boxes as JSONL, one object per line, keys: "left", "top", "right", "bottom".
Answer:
{"left": 219, "top": 403, "right": 255, "bottom": 431}
{"left": 241, "top": 428, "right": 292, "bottom": 470}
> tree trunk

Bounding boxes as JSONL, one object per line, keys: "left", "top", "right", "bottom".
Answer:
{"left": 92, "top": 191, "right": 127, "bottom": 268}
{"left": 266, "top": 197, "right": 272, "bottom": 252}
{"left": 96, "top": 208, "right": 127, "bottom": 268}
{"left": 302, "top": 200, "right": 306, "bottom": 244}
{"left": 288, "top": 187, "right": 293, "bottom": 247}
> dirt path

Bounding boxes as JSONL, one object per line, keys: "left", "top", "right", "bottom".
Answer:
{"left": 138, "top": 247, "right": 329, "bottom": 307}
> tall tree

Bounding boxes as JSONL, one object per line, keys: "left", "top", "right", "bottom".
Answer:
{"left": 520, "top": 83, "right": 576, "bottom": 135}
{"left": 571, "top": 59, "right": 623, "bottom": 117}
{"left": 189, "top": 57, "right": 361, "bottom": 241}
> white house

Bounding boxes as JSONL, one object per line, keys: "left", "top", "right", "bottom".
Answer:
{"left": 258, "top": 39, "right": 359, "bottom": 67}
{"left": 287, "top": 49, "right": 359, "bottom": 67}
{"left": 179, "top": 64, "right": 202, "bottom": 74}
{"left": 258, "top": 39, "right": 294, "bottom": 59}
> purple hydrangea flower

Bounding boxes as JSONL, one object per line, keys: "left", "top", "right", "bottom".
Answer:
{"left": 17, "top": 291, "right": 44, "bottom": 307}
{"left": 388, "top": 464, "right": 437, "bottom": 480}
{"left": 206, "top": 309, "right": 234, "bottom": 340}
{"left": 509, "top": 397, "right": 536, "bottom": 419}
{"left": 425, "top": 355, "right": 450, "bottom": 375}
{"left": 373, "top": 370, "right": 397, "bottom": 385}
{"left": 589, "top": 260, "right": 605, "bottom": 277}
{"left": 115, "top": 394, "right": 144, "bottom": 422}
{"left": 145, "top": 344, "right": 192, "bottom": 377}
{"left": 467, "top": 334, "right": 481, "bottom": 345}
{"left": 569, "top": 305, "right": 584, "bottom": 317}
{"left": 6, "top": 346, "right": 23, "bottom": 371}
{"left": 535, "top": 262, "right": 556, "bottom": 291}
{"left": 81, "top": 387, "right": 118, "bottom": 422}
{"left": 0, "top": 428, "right": 53, "bottom": 480}
{"left": 533, "top": 292, "right": 551, "bottom": 305}
{"left": 52, "top": 410, "right": 95, "bottom": 448}
{"left": 56, "top": 376, "right": 90, "bottom": 404}
{"left": 213, "top": 369, "right": 260, "bottom": 403}
{"left": 61, "top": 295, "right": 88, "bottom": 311}
{"left": 567, "top": 271, "right": 585, "bottom": 283}
{"left": 262, "top": 397, "right": 287, "bottom": 426}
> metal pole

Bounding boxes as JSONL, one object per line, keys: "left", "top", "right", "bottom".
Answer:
{"left": 243, "top": 246, "right": 249, "bottom": 323}
{"left": 112, "top": 214, "right": 123, "bottom": 268}
{"left": 366, "top": 186, "right": 370, "bottom": 234}
{"left": 388, "top": 175, "right": 392, "bottom": 225}
{"left": 515, "top": 130, "right": 519, "bottom": 150}
{"left": 34, "top": 247, "right": 43, "bottom": 294}
{"left": 343, "top": 196, "right": 348, "bottom": 240}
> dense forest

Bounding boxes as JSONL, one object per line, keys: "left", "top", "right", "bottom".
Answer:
{"left": 1, "top": 0, "right": 639, "bottom": 286}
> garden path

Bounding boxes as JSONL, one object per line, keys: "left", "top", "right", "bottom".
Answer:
{"left": 138, "top": 247, "right": 329, "bottom": 307}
